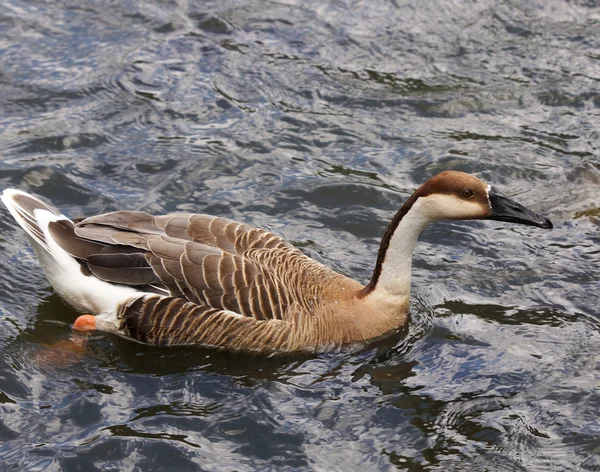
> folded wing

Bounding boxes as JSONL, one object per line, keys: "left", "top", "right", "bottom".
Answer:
{"left": 48, "top": 211, "right": 312, "bottom": 322}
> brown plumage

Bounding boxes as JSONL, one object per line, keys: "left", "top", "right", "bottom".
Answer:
{"left": 67, "top": 211, "right": 368, "bottom": 352}
{"left": 1, "top": 171, "right": 553, "bottom": 354}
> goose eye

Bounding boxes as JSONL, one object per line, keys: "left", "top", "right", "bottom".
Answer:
{"left": 462, "top": 189, "right": 474, "bottom": 198}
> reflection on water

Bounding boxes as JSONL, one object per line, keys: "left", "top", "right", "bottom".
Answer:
{"left": 1, "top": 0, "right": 599, "bottom": 470}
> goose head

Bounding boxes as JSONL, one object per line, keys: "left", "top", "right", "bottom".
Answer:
{"left": 362, "top": 170, "right": 552, "bottom": 299}
{"left": 413, "top": 170, "right": 553, "bottom": 228}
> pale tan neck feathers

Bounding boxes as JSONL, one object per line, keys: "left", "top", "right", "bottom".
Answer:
{"left": 362, "top": 192, "right": 488, "bottom": 306}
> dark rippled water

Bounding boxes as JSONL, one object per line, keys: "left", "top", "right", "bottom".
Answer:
{"left": 1, "top": 1, "right": 599, "bottom": 470}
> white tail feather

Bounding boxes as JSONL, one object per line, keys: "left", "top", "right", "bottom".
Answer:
{"left": 1, "top": 188, "right": 61, "bottom": 253}
{"left": 2, "top": 189, "right": 139, "bottom": 320}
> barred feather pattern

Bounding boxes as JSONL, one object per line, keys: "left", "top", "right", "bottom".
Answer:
{"left": 50, "top": 211, "right": 365, "bottom": 351}
{"left": 119, "top": 295, "right": 298, "bottom": 352}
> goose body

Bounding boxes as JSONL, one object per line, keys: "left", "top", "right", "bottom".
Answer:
{"left": 1, "top": 171, "right": 552, "bottom": 354}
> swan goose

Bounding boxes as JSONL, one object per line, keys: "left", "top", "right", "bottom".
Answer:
{"left": 1, "top": 171, "right": 552, "bottom": 354}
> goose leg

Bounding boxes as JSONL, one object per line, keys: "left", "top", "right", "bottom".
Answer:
{"left": 34, "top": 337, "right": 88, "bottom": 368}
{"left": 73, "top": 314, "right": 97, "bottom": 332}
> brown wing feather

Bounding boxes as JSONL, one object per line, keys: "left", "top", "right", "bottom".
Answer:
{"left": 50, "top": 210, "right": 325, "bottom": 323}
{"left": 86, "top": 253, "right": 159, "bottom": 286}
{"left": 48, "top": 220, "right": 106, "bottom": 259}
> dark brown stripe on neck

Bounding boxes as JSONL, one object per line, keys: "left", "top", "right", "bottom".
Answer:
{"left": 357, "top": 192, "right": 421, "bottom": 298}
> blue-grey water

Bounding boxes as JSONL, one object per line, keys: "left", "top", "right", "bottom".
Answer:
{"left": 1, "top": 1, "right": 599, "bottom": 470}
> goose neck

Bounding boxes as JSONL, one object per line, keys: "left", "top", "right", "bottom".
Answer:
{"left": 361, "top": 197, "right": 430, "bottom": 300}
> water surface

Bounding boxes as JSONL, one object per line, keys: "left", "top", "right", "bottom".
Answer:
{"left": 1, "top": 0, "right": 599, "bottom": 470}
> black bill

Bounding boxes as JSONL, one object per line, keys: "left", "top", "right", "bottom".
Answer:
{"left": 488, "top": 187, "right": 553, "bottom": 229}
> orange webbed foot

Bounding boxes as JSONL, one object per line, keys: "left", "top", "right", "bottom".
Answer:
{"left": 73, "top": 314, "right": 97, "bottom": 332}
{"left": 36, "top": 337, "right": 88, "bottom": 368}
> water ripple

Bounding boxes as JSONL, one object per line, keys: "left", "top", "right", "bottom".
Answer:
{"left": 1, "top": 0, "right": 599, "bottom": 470}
